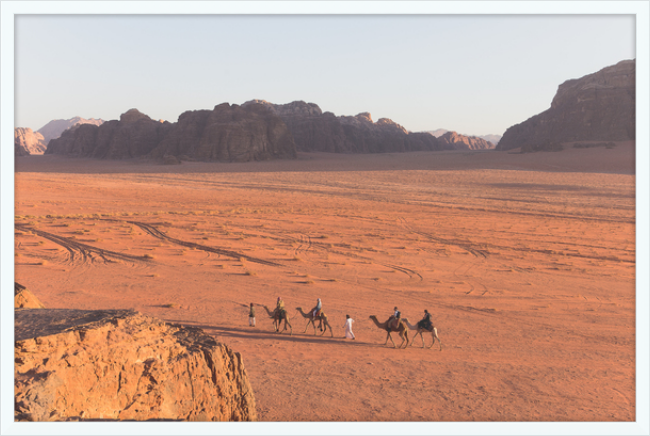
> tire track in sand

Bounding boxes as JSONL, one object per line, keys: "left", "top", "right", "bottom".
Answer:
{"left": 113, "top": 220, "right": 283, "bottom": 267}
{"left": 15, "top": 223, "right": 149, "bottom": 266}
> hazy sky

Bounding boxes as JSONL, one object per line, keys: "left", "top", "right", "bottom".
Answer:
{"left": 15, "top": 14, "right": 635, "bottom": 136}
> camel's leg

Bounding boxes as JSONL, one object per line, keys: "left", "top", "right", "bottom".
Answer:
{"left": 327, "top": 320, "right": 333, "bottom": 337}
{"left": 388, "top": 332, "right": 397, "bottom": 348}
{"left": 432, "top": 327, "right": 442, "bottom": 351}
{"left": 303, "top": 319, "right": 312, "bottom": 333}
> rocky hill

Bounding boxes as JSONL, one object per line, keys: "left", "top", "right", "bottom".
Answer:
{"left": 497, "top": 59, "right": 635, "bottom": 152}
{"left": 14, "top": 128, "right": 46, "bottom": 155}
{"left": 15, "top": 308, "right": 257, "bottom": 421}
{"left": 243, "top": 100, "right": 446, "bottom": 153}
{"left": 436, "top": 131, "right": 495, "bottom": 150}
{"left": 46, "top": 104, "right": 296, "bottom": 162}
{"left": 37, "top": 117, "right": 105, "bottom": 145}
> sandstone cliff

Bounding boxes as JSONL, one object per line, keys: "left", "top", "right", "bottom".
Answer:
{"left": 244, "top": 100, "right": 445, "bottom": 153}
{"left": 46, "top": 104, "right": 295, "bottom": 162}
{"left": 46, "top": 109, "right": 174, "bottom": 159}
{"left": 436, "top": 131, "right": 495, "bottom": 150}
{"left": 15, "top": 309, "right": 257, "bottom": 421}
{"left": 149, "top": 103, "right": 296, "bottom": 162}
{"left": 497, "top": 59, "right": 635, "bottom": 152}
{"left": 14, "top": 128, "right": 46, "bottom": 156}
{"left": 37, "top": 117, "right": 105, "bottom": 145}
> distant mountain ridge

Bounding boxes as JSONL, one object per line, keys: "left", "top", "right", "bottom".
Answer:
{"left": 37, "top": 117, "right": 105, "bottom": 146}
{"left": 497, "top": 59, "right": 635, "bottom": 152}
{"left": 435, "top": 131, "right": 496, "bottom": 150}
{"left": 426, "top": 129, "right": 501, "bottom": 147}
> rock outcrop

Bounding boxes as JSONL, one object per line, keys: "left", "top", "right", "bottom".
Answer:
{"left": 243, "top": 100, "right": 445, "bottom": 153}
{"left": 14, "top": 128, "right": 46, "bottom": 156}
{"left": 436, "top": 131, "right": 495, "bottom": 150}
{"left": 497, "top": 59, "right": 635, "bottom": 152}
{"left": 37, "top": 117, "right": 105, "bottom": 145}
{"left": 46, "top": 109, "right": 174, "bottom": 159}
{"left": 15, "top": 309, "right": 257, "bottom": 421}
{"left": 46, "top": 104, "right": 296, "bottom": 162}
{"left": 14, "top": 282, "right": 45, "bottom": 309}
{"left": 149, "top": 103, "right": 296, "bottom": 162}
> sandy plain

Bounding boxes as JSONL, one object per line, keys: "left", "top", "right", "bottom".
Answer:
{"left": 14, "top": 142, "right": 636, "bottom": 422}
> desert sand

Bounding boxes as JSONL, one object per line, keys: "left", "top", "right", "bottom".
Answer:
{"left": 14, "top": 142, "right": 636, "bottom": 421}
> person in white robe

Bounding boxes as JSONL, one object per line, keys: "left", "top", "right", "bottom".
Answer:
{"left": 343, "top": 314, "right": 355, "bottom": 340}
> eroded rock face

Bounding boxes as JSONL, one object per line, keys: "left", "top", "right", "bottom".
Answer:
{"left": 436, "top": 131, "right": 495, "bottom": 150}
{"left": 243, "top": 100, "right": 444, "bottom": 153}
{"left": 46, "top": 104, "right": 295, "bottom": 162}
{"left": 47, "top": 109, "right": 173, "bottom": 159}
{"left": 15, "top": 309, "right": 257, "bottom": 421}
{"left": 14, "top": 283, "right": 45, "bottom": 309}
{"left": 497, "top": 59, "right": 635, "bottom": 152}
{"left": 150, "top": 103, "right": 296, "bottom": 162}
{"left": 14, "top": 128, "right": 46, "bottom": 156}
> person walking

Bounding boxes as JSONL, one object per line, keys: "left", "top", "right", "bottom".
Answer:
{"left": 343, "top": 314, "right": 355, "bottom": 340}
{"left": 248, "top": 303, "right": 256, "bottom": 327}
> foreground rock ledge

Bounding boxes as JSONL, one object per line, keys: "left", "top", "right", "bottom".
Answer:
{"left": 15, "top": 309, "right": 257, "bottom": 421}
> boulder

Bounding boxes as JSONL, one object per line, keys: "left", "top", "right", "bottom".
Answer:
{"left": 14, "top": 309, "right": 257, "bottom": 421}
{"left": 14, "top": 282, "right": 45, "bottom": 309}
{"left": 497, "top": 59, "right": 635, "bottom": 152}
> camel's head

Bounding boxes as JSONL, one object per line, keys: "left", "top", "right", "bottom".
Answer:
{"left": 369, "top": 315, "right": 377, "bottom": 320}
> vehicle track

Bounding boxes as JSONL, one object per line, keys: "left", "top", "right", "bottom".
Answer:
{"left": 108, "top": 219, "right": 283, "bottom": 267}
{"left": 399, "top": 217, "right": 489, "bottom": 259}
{"left": 15, "top": 224, "right": 148, "bottom": 265}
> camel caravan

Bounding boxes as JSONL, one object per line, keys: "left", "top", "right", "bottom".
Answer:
{"left": 254, "top": 298, "right": 442, "bottom": 350}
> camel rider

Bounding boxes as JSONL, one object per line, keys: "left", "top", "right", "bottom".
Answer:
{"left": 389, "top": 306, "right": 401, "bottom": 330}
{"left": 417, "top": 309, "right": 432, "bottom": 331}
{"left": 312, "top": 298, "right": 323, "bottom": 329}
{"left": 276, "top": 297, "right": 285, "bottom": 317}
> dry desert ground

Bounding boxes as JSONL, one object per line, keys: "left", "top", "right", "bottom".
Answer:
{"left": 14, "top": 142, "right": 636, "bottom": 421}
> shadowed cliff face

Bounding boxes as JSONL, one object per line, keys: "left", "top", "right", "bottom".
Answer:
{"left": 46, "top": 105, "right": 296, "bottom": 162}
{"left": 37, "top": 117, "right": 105, "bottom": 146}
{"left": 15, "top": 128, "right": 46, "bottom": 156}
{"left": 14, "top": 309, "right": 257, "bottom": 422}
{"left": 497, "top": 59, "right": 635, "bottom": 152}
{"left": 243, "top": 100, "right": 445, "bottom": 153}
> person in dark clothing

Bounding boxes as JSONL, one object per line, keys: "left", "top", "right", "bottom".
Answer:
{"left": 417, "top": 309, "right": 432, "bottom": 331}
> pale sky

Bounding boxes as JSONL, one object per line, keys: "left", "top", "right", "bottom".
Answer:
{"left": 15, "top": 14, "right": 635, "bottom": 137}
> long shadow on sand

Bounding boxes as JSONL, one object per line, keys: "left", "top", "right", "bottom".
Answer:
{"left": 163, "top": 319, "right": 384, "bottom": 348}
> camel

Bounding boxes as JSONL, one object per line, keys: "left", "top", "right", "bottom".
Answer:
{"left": 403, "top": 318, "right": 442, "bottom": 350}
{"left": 295, "top": 307, "right": 334, "bottom": 337}
{"left": 262, "top": 305, "right": 292, "bottom": 335}
{"left": 368, "top": 315, "right": 410, "bottom": 348}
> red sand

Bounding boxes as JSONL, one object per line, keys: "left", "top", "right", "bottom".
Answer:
{"left": 14, "top": 143, "right": 636, "bottom": 421}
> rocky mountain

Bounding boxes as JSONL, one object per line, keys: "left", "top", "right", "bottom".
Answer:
{"left": 480, "top": 134, "right": 501, "bottom": 146}
{"left": 497, "top": 59, "right": 635, "bottom": 152}
{"left": 15, "top": 307, "right": 257, "bottom": 421}
{"left": 14, "top": 128, "right": 46, "bottom": 155}
{"left": 37, "top": 117, "right": 105, "bottom": 145}
{"left": 426, "top": 128, "right": 450, "bottom": 138}
{"left": 427, "top": 129, "right": 500, "bottom": 147}
{"left": 436, "top": 131, "right": 496, "bottom": 150}
{"left": 46, "top": 104, "right": 296, "bottom": 162}
{"left": 243, "top": 100, "right": 445, "bottom": 153}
